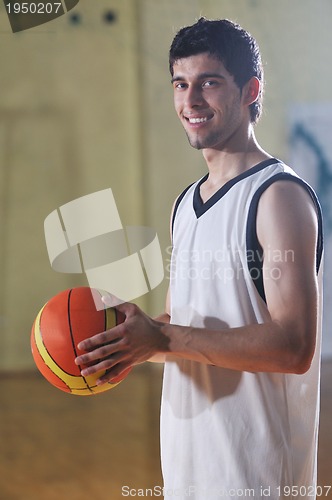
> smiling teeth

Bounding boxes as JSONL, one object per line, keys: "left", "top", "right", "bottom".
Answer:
{"left": 188, "top": 117, "right": 208, "bottom": 123}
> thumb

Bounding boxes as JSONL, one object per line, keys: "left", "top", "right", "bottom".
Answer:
{"left": 102, "top": 296, "right": 139, "bottom": 321}
{"left": 101, "top": 292, "right": 125, "bottom": 308}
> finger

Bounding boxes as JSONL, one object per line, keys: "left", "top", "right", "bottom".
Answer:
{"left": 80, "top": 354, "right": 118, "bottom": 377}
{"left": 96, "top": 363, "right": 131, "bottom": 385}
{"left": 75, "top": 337, "right": 121, "bottom": 366}
{"left": 77, "top": 324, "right": 122, "bottom": 352}
{"left": 81, "top": 353, "right": 130, "bottom": 380}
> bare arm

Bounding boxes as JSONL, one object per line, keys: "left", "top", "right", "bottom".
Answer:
{"left": 148, "top": 287, "right": 170, "bottom": 363}
{"left": 146, "top": 196, "right": 175, "bottom": 363}
{"left": 75, "top": 181, "right": 319, "bottom": 382}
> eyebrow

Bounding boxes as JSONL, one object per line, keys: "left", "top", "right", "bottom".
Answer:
{"left": 171, "top": 72, "right": 226, "bottom": 84}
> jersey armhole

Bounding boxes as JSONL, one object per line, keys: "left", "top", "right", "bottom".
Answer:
{"left": 246, "top": 172, "right": 324, "bottom": 303}
{"left": 171, "top": 183, "right": 195, "bottom": 240}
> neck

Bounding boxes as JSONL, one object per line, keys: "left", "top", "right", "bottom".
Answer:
{"left": 202, "top": 128, "right": 271, "bottom": 184}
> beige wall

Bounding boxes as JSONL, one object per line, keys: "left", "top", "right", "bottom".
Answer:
{"left": 0, "top": 0, "right": 144, "bottom": 369}
{"left": 0, "top": 0, "right": 331, "bottom": 370}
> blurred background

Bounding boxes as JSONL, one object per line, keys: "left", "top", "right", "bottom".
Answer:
{"left": 0, "top": 0, "right": 331, "bottom": 499}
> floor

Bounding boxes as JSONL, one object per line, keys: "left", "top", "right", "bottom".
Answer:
{"left": 0, "top": 361, "right": 331, "bottom": 500}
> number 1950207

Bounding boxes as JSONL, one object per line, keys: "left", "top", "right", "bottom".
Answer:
{"left": 276, "top": 485, "right": 332, "bottom": 497}
{"left": 6, "top": 2, "right": 62, "bottom": 14}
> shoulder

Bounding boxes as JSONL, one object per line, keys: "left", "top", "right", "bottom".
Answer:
{"left": 248, "top": 169, "right": 322, "bottom": 245}
{"left": 258, "top": 177, "right": 319, "bottom": 222}
{"left": 257, "top": 178, "right": 319, "bottom": 252}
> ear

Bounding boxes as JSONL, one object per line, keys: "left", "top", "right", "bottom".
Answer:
{"left": 242, "top": 76, "right": 261, "bottom": 106}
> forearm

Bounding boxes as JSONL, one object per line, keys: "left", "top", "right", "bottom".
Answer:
{"left": 147, "top": 312, "right": 171, "bottom": 363}
{"left": 74, "top": 305, "right": 314, "bottom": 385}
{"left": 158, "top": 319, "right": 314, "bottom": 374}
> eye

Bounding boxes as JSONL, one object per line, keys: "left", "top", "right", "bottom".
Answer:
{"left": 173, "top": 82, "right": 187, "bottom": 90}
{"left": 202, "top": 80, "right": 218, "bottom": 88}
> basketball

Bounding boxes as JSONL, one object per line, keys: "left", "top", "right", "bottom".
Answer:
{"left": 31, "top": 287, "right": 132, "bottom": 396}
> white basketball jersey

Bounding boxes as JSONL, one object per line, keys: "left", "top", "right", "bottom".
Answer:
{"left": 161, "top": 158, "right": 323, "bottom": 500}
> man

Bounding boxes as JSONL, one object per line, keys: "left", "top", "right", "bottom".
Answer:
{"left": 75, "top": 18, "right": 323, "bottom": 499}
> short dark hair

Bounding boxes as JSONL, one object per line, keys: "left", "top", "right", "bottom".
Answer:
{"left": 169, "top": 18, "right": 264, "bottom": 123}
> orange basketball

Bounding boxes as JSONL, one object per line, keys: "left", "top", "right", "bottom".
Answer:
{"left": 31, "top": 287, "right": 132, "bottom": 396}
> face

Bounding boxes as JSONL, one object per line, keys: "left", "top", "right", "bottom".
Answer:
{"left": 172, "top": 53, "right": 250, "bottom": 151}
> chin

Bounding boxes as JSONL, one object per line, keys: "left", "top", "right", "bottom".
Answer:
{"left": 189, "top": 140, "right": 204, "bottom": 150}
{"left": 186, "top": 130, "right": 223, "bottom": 151}
{"left": 186, "top": 134, "right": 204, "bottom": 150}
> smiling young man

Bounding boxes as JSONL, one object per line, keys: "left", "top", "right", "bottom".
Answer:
{"left": 75, "top": 19, "right": 324, "bottom": 499}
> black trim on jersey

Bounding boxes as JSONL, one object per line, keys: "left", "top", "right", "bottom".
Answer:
{"left": 246, "top": 172, "right": 324, "bottom": 303}
{"left": 171, "top": 183, "right": 194, "bottom": 237}
{"left": 193, "top": 158, "right": 280, "bottom": 219}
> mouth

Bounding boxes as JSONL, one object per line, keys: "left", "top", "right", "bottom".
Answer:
{"left": 184, "top": 114, "right": 213, "bottom": 126}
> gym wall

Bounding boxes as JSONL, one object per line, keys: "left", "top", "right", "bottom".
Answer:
{"left": 0, "top": 0, "right": 331, "bottom": 371}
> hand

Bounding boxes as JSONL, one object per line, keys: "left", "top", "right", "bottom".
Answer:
{"left": 75, "top": 298, "right": 169, "bottom": 385}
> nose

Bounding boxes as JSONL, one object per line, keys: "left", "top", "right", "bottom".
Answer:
{"left": 184, "top": 84, "right": 205, "bottom": 109}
